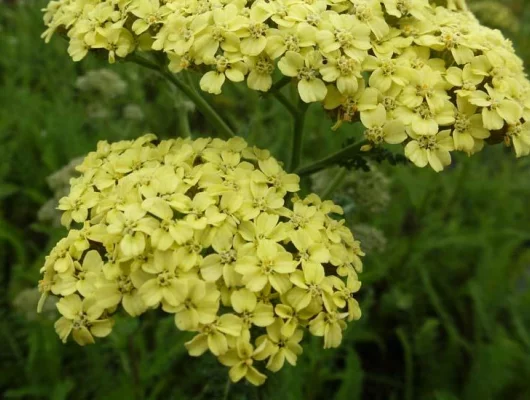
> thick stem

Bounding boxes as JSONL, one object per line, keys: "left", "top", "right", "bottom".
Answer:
{"left": 271, "top": 91, "right": 297, "bottom": 117}
{"left": 296, "top": 139, "right": 368, "bottom": 176}
{"left": 268, "top": 78, "right": 305, "bottom": 171}
{"left": 128, "top": 54, "right": 235, "bottom": 139}
{"left": 271, "top": 76, "right": 293, "bottom": 92}
{"left": 289, "top": 103, "right": 308, "bottom": 172}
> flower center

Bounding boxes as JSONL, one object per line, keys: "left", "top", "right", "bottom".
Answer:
{"left": 308, "top": 284, "right": 321, "bottom": 297}
{"left": 382, "top": 96, "right": 396, "bottom": 111}
{"left": 454, "top": 112, "right": 470, "bottom": 132}
{"left": 284, "top": 35, "right": 300, "bottom": 52}
{"left": 507, "top": 122, "right": 523, "bottom": 137}
{"left": 416, "top": 83, "right": 433, "bottom": 99}
{"left": 215, "top": 56, "right": 230, "bottom": 73}
{"left": 249, "top": 22, "right": 267, "bottom": 38}
{"left": 461, "top": 81, "right": 476, "bottom": 91}
{"left": 211, "top": 27, "right": 225, "bottom": 43}
{"left": 381, "top": 60, "right": 396, "bottom": 76}
{"left": 417, "top": 135, "right": 438, "bottom": 150}
{"left": 157, "top": 271, "right": 174, "bottom": 286}
{"left": 337, "top": 56, "right": 359, "bottom": 76}
{"left": 291, "top": 214, "right": 307, "bottom": 229}
{"left": 305, "top": 13, "right": 321, "bottom": 26}
{"left": 365, "top": 126, "right": 385, "bottom": 143}
{"left": 118, "top": 275, "right": 134, "bottom": 293}
{"left": 440, "top": 28, "right": 461, "bottom": 49}
{"left": 220, "top": 250, "right": 236, "bottom": 265}
{"left": 260, "top": 259, "right": 274, "bottom": 274}
{"left": 297, "top": 66, "right": 318, "bottom": 81}
{"left": 416, "top": 103, "right": 433, "bottom": 120}
{"left": 255, "top": 56, "right": 274, "bottom": 74}
{"left": 335, "top": 29, "right": 353, "bottom": 47}
{"left": 353, "top": 3, "right": 373, "bottom": 22}
{"left": 72, "top": 312, "right": 89, "bottom": 329}
{"left": 397, "top": 0, "right": 411, "bottom": 14}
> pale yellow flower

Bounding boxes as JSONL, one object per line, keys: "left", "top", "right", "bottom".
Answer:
{"left": 316, "top": 12, "right": 371, "bottom": 60}
{"left": 309, "top": 310, "right": 347, "bottom": 348}
{"left": 185, "top": 314, "right": 243, "bottom": 356}
{"left": 170, "top": 279, "right": 220, "bottom": 331}
{"left": 506, "top": 121, "right": 530, "bottom": 157}
{"left": 349, "top": 0, "right": 389, "bottom": 40}
{"left": 246, "top": 54, "right": 275, "bottom": 92}
{"left": 278, "top": 50, "right": 327, "bottom": 103}
{"left": 445, "top": 64, "right": 484, "bottom": 97}
{"left": 468, "top": 85, "right": 523, "bottom": 130}
{"left": 55, "top": 294, "right": 113, "bottom": 345}
{"left": 255, "top": 319, "right": 304, "bottom": 371}
{"left": 139, "top": 250, "right": 187, "bottom": 308}
{"left": 395, "top": 102, "right": 455, "bottom": 136}
{"left": 404, "top": 130, "right": 455, "bottom": 171}
{"left": 452, "top": 97, "right": 490, "bottom": 154}
{"left": 200, "top": 53, "right": 248, "bottom": 95}
{"left": 266, "top": 25, "right": 316, "bottom": 59}
{"left": 236, "top": 241, "right": 297, "bottom": 293}
{"left": 360, "top": 104, "right": 407, "bottom": 146}
{"left": 218, "top": 340, "right": 268, "bottom": 385}
{"left": 51, "top": 250, "right": 102, "bottom": 297}
{"left": 230, "top": 288, "right": 276, "bottom": 330}
{"left": 364, "top": 55, "right": 415, "bottom": 93}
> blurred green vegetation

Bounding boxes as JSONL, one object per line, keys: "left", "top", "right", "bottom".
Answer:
{"left": 2, "top": 1, "right": 530, "bottom": 399}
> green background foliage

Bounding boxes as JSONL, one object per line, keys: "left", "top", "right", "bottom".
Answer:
{"left": 1, "top": 1, "right": 530, "bottom": 399}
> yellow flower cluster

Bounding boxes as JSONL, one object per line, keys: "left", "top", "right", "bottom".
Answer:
{"left": 42, "top": 0, "right": 530, "bottom": 170}
{"left": 37, "top": 134, "right": 364, "bottom": 385}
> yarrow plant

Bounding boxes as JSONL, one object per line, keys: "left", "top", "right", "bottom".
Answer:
{"left": 36, "top": 0, "right": 530, "bottom": 389}
{"left": 42, "top": 0, "right": 530, "bottom": 170}
{"left": 38, "top": 134, "right": 364, "bottom": 385}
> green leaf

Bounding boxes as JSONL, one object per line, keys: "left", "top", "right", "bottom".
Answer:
{"left": 0, "top": 218, "right": 27, "bottom": 266}
{"left": 334, "top": 348, "right": 363, "bottom": 400}
{"left": 5, "top": 386, "right": 49, "bottom": 398}
{"left": 51, "top": 379, "right": 75, "bottom": 400}
{"left": 0, "top": 183, "right": 19, "bottom": 200}
{"left": 433, "top": 391, "right": 460, "bottom": 400}
{"left": 414, "top": 319, "right": 440, "bottom": 357}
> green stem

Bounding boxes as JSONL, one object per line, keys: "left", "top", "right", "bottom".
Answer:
{"left": 271, "top": 76, "right": 293, "bottom": 92}
{"left": 271, "top": 91, "right": 297, "bottom": 116}
{"left": 419, "top": 267, "right": 472, "bottom": 352}
{"left": 396, "top": 328, "right": 414, "bottom": 400}
{"left": 127, "top": 336, "right": 143, "bottom": 400}
{"left": 177, "top": 107, "right": 191, "bottom": 138}
{"left": 296, "top": 139, "right": 368, "bottom": 176}
{"left": 510, "top": 301, "right": 530, "bottom": 350}
{"left": 320, "top": 167, "right": 348, "bottom": 199}
{"left": 289, "top": 102, "right": 308, "bottom": 172}
{"left": 128, "top": 54, "right": 235, "bottom": 139}
{"left": 222, "top": 377, "right": 231, "bottom": 400}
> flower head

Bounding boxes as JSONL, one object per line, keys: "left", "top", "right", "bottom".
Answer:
{"left": 38, "top": 134, "right": 364, "bottom": 385}
{"left": 42, "top": 0, "right": 530, "bottom": 169}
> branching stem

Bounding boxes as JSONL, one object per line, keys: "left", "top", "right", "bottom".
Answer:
{"left": 289, "top": 102, "right": 308, "bottom": 172}
{"left": 127, "top": 54, "right": 235, "bottom": 139}
{"left": 296, "top": 139, "right": 368, "bottom": 176}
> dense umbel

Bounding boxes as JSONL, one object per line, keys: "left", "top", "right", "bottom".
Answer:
{"left": 42, "top": 0, "right": 530, "bottom": 170}
{"left": 37, "top": 135, "right": 364, "bottom": 385}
